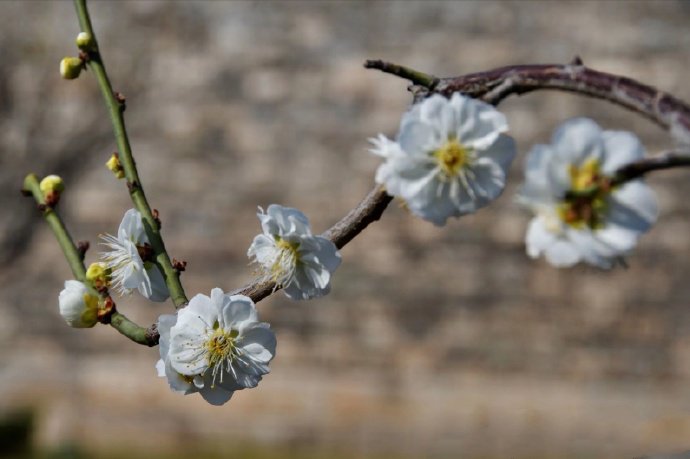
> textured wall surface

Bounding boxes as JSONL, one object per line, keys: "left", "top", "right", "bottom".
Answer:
{"left": 3, "top": 1, "right": 690, "bottom": 458}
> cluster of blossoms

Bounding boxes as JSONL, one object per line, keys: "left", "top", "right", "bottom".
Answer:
{"left": 370, "top": 93, "right": 658, "bottom": 268}
{"left": 58, "top": 204, "right": 339, "bottom": 405}
{"left": 56, "top": 90, "right": 661, "bottom": 406}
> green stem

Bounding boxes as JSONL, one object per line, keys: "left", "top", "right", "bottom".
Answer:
{"left": 23, "top": 173, "right": 157, "bottom": 346}
{"left": 23, "top": 174, "right": 86, "bottom": 279}
{"left": 363, "top": 59, "right": 438, "bottom": 89}
{"left": 73, "top": 0, "right": 188, "bottom": 308}
{"left": 110, "top": 312, "right": 158, "bottom": 346}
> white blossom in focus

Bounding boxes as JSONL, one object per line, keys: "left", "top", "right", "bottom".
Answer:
{"left": 248, "top": 204, "right": 341, "bottom": 300}
{"left": 160, "top": 288, "right": 276, "bottom": 406}
{"left": 517, "top": 117, "right": 658, "bottom": 268}
{"left": 370, "top": 93, "right": 517, "bottom": 226}
{"left": 156, "top": 313, "right": 197, "bottom": 396}
{"left": 101, "top": 209, "right": 169, "bottom": 302}
{"left": 58, "top": 280, "right": 99, "bottom": 328}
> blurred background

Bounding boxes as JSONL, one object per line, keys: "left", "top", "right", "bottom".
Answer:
{"left": 3, "top": 1, "right": 690, "bottom": 458}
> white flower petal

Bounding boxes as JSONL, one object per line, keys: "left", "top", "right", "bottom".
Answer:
{"left": 145, "top": 265, "right": 170, "bottom": 302}
{"left": 456, "top": 96, "right": 508, "bottom": 149}
{"left": 222, "top": 295, "right": 258, "bottom": 331}
{"left": 525, "top": 217, "right": 559, "bottom": 259}
{"left": 398, "top": 119, "right": 438, "bottom": 156}
{"left": 601, "top": 131, "right": 645, "bottom": 174}
{"left": 118, "top": 208, "right": 147, "bottom": 244}
{"left": 596, "top": 224, "right": 639, "bottom": 252}
{"left": 551, "top": 117, "right": 604, "bottom": 165}
{"left": 481, "top": 134, "right": 516, "bottom": 172}
{"left": 544, "top": 239, "right": 582, "bottom": 267}
{"left": 608, "top": 181, "right": 658, "bottom": 231}
{"left": 239, "top": 324, "right": 277, "bottom": 364}
{"left": 198, "top": 384, "right": 234, "bottom": 406}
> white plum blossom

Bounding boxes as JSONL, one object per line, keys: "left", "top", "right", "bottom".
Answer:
{"left": 370, "top": 92, "right": 517, "bottom": 226}
{"left": 247, "top": 204, "right": 341, "bottom": 300}
{"left": 100, "top": 208, "right": 169, "bottom": 302}
{"left": 518, "top": 117, "right": 658, "bottom": 268}
{"left": 58, "top": 280, "right": 99, "bottom": 328}
{"left": 157, "top": 288, "right": 276, "bottom": 406}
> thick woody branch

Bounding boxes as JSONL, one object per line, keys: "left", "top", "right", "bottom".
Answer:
{"left": 439, "top": 63, "right": 690, "bottom": 134}
{"left": 365, "top": 59, "right": 690, "bottom": 137}
{"left": 234, "top": 60, "right": 690, "bottom": 307}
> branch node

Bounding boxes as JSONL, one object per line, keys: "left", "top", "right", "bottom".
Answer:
{"left": 77, "top": 240, "right": 90, "bottom": 260}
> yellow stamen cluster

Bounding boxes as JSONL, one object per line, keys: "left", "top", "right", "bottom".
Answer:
{"left": 558, "top": 158, "right": 609, "bottom": 229}
{"left": 205, "top": 325, "right": 240, "bottom": 386}
{"left": 270, "top": 238, "right": 299, "bottom": 284}
{"left": 433, "top": 138, "right": 470, "bottom": 178}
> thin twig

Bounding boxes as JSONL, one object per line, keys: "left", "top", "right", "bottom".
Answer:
{"left": 364, "top": 59, "right": 439, "bottom": 89}
{"left": 611, "top": 150, "right": 690, "bottom": 186}
{"left": 73, "top": 0, "right": 188, "bottom": 308}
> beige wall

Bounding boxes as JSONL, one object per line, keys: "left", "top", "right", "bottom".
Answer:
{"left": 2, "top": 1, "right": 690, "bottom": 458}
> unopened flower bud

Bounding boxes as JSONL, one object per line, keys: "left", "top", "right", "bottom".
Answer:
{"left": 86, "top": 262, "right": 111, "bottom": 290}
{"left": 60, "top": 56, "right": 83, "bottom": 80}
{"left": 105, "top": 153, "right": 125, "bottom": 179}
{"left": 75, "top": 32, "right": 95, "bottom": 51}
{"left": 58, "top": 280, "right": 99, "bottom": 328}
{"left": 39, "top": 174, "right": 65, "bottom": 206}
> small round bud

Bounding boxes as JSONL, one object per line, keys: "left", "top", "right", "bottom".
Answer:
{"left": 39, "top": 175, "right": 65, "bottom": 206}
{"left": 86, "top": 262, "right": 111, "bottom": 290}
{"left": 39, "top": 175, "right": 64, "bottom": 195}
{"left": 75, "top": 32, "right": 95, "bottom": 51}
{"left": 60, "top": 56, "right": 83, "bottom": 80}
{"left": 105, "top": 153, "right": 125, "bottom": 179}
{"left": 58, "top": 280, "right": 99, "bottom": 328}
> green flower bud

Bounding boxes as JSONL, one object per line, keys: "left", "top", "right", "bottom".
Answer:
{"left": 39, "top": 175, "right": 65, "bottom": 206}
{"left": 106, "top": 153, "right": 125, "bottom": 179}
{"left": 39, "top": 174, "right": 64, "bottom": 195}
{"left": 60, "top": 57, "right": 83, "bottom": 80}
{"left": 86, "top": 262, "right": 111, "bottom": 290}
{"left": 75, "top": 32, "right": 95, "bottom": 51}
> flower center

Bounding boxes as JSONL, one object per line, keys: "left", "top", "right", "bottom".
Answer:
{"left": 569, "top": 158, "right": 600, "bottom": 191}
{"left": 205, "top": 324, "right": 240, "bottom": 386}
{"left": 558, "top": 158, "right": 608, "bottom": 229}
{"left": 270, "top": 238, "right": 299, "bottom": 285}
{"left": 433, "top": 138, "right": 470, "bottom": 177}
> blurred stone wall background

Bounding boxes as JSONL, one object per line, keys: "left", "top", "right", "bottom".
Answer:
{"left": 2, "top": 1, "right": 690, "bottom": 458}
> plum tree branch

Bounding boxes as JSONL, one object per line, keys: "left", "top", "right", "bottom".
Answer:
{"left": 22, "top": 174, "right": 158, "bottom": 346}
{"left": 73, "top": 0, "right": 189, "bottom": 309}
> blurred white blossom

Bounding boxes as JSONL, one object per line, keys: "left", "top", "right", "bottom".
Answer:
{"left": 248, "top": 204, "right": 341, "bottom": 300}
{"left": 101, "top": 208, "right": 169, "bottom": 302}
{"left": 370, "top": 93, "right": 516, "bottom": 226}
{"left": 158, "top": 288, "right": 276, "bottom": 406}
{"left": 518, "top": 118, "right": 658, "bottom": 268}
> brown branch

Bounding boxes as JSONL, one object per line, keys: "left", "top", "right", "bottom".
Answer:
{"left": 611, "top": 150, "right": 690, "bottom": 186}
{"left": 149, "top": 59, "right": 690, "bottom": 345}
{"left": 430, "top": 62, "right": 690, "bottom": 135}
